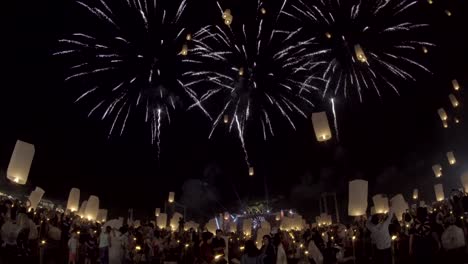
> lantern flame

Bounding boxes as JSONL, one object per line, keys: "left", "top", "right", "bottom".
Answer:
{"left": 354, "top": 44, "right": 367, "bottom": 63}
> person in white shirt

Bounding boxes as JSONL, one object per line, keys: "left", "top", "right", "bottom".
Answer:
{"left": 68, "top": 232, "right": 79, "bottom": 264}
{"left": 99, "top": 226, "right": 112, "bottom": 264}
{"left": 366, "top": 209, "right": 394, "bottom": 264}
{"left": 441, "top": 216, "right": 465, "bottom": 264}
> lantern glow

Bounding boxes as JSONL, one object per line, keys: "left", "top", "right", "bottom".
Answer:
{"left": 325, "top": 32, "right": 332, "bottom": 39}
{"left": 461, "top": 173, "right": 468, "bottom": 193}
{"left": 311, "top": 112, "right": 332, "bottom": 142}
{"left": 432, "top": 164, "right": 442, "bottom": 177}
{"left": 223, "top": 9, "right": 233, "bottom": 25}
{"left": 180, "top": 44, "right": 188, "bottom": 56}
{"left": 452, "top": 79, "right": 460, "bottom": 91}
{"left": 354, "top": 44, "right": 367, "bottom": 63}
{"left": 447, "top": 152, "right": 456, "bottom": 165}
{"left": 168, "top": 192, "right": 175, "bottom": 203}
{"left": 372, "top": 194, "right": 389, "bottom": 214}
{"left": 449, "top": 94, "right": 459, "bottom": 108}
{"left": 249, "top": 167, "right": 254, "bottom": 176}
{"left": 434, "top": 184, "right": 444, "bottom": 202}
{"left": 413, "top": 189, "right": 418, "bottom": 200}
{"left": 84, "top": 196, "right": 100, "bottom": 221}
{"left": 67, "top": 188, "right": 80, "bottom": 212}
{"left": 7, "top": 140, "right": 35, "bottom": 185}
{"left": 348, "top": 180, "right": 368, "bottom": 216}
{"left": 438, "top": 108, "right": 448, "bottom": 121}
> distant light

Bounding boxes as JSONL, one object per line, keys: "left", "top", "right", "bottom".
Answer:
{"left": 135, "top": 245, "right": 141, "bottom": 251}
{"left": 427, "top": 0, "right": 433, "bottom": 4}
{"left": 260, "top": 8, "right": 266, "bottom": 15}
{"left": 445, "top": 10, "right": 452, "bottom": 17}
{"left": 391, "top": 235, "right": 397, "bottom": 241}
{"left": 325, "top": 32, "right": 332, "bottom": 39}
{"left": 186, "top": 34, "right": 192, "bottom": 41}
{"left": 422, "top": 47, "right": 428, "bottom": 54}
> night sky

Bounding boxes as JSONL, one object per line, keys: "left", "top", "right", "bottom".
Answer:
{"left": 2, "top": 0, "right": 468, "bottom": 220}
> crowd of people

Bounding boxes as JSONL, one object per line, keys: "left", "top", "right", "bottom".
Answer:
{"left": 0, "top": 192, "right": 468, "bottom": 264}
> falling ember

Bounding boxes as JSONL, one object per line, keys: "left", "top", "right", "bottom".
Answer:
{"left": 249, "top": 167, "right": 254, "bottom": 176}
{"left": 452, "top": 79, "right": 460, "bottom": 91}
{"left": 354, "top": 44, "right": 367, "bottom": 63}
{"left": 325, "top": 32, "right": 332, "bottom": 39}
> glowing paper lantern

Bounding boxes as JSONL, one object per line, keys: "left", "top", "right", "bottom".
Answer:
{"left": 434, "top": 184, "right": 444, "bottom": 201}
{"left": 168, "top": 192, "right": 175, "bottom": 203}
{"left": 224, "top": 212, "right": 229, "bottom": 220}
{"left": 432, "top": 164, "right": 442, "bottom": 178}
{"left": 325, "top": 32, "right": 332, "bottom": 39}
{"left": 422, "top": 46, "right": 428, "bottom": 54}
{"left": 348, "top": 180, "right": 368, "bottom": 216}
{"left": 372, "top": 194, "right": 389, "bottom": 214}
{"left": 78, "top": 201, "right": 87, "bottom": 217}
{"left": 447, "top": 151, "right": 456, "bottom": 165}
{"left": 256, "top": 227, "right": 270, "bottom": 249}
{"left": 242, "top": 219, "right": 253, "bottom": 236}
{"left": 170, "top": 212, "right": 183, "bottom": 231}
{"left": 206, "top": 218, "right": 217, "bottom": 234}
{"left": 442, "top": 120, "right": 448, "bottom": 128}
{"left": 156, "top": 213, "right": 167, "bottom": 229}
{"left": 180, "top": 44, "right": 188, "bottom": 56}
{"left": 461, "top": 172, "right": 468, "bottom": 193}
{"left": 275, "top": 213, "right": 281, "bottom": 221}
{"left": 229, "top": 222, "right": 237, "bottom": 233}
{"left": 7, "top": 140, "right": 35, "bottom": 185}
{"left": 155, "top": 208, "right": 160, "bottom": 217}
{"left": 354, "top": 44, "right": 367, "bottom": 63}
{"left": 260, "top": 8, "right": 266, "bottom": 14}
{"left": 390, "top": 194, "right": 409, "bottom": 221}
{"left": 452, "top": 79, "right": 460, "bottom": 91}
{"left": 223, "top": 115, "right": 229, "bottom": 124}
{"left": 186, "top": 34, "right": 192, "bottom": 41}
{"left": 427, "top": 0, "right": 433, "bottom": 4}
{"left": 66, "top": 188, "right": 80, "bottom": 212}
{"left": 222, "top": 9, "right": 233, "bottom": 25}
{"left": 312, "top": 112, "right": 332, "bottom": 142}
{"left": 84, "top": 196, "right": 100, "bottom": 221}
{"left": 413, "top": 189, "right": 418, "bottom": 200}
{"left": 449, "top": 94, "right": 459, "bottom": 108}
{"left": 445, "top": 10, "right": 452, "bottom": 17}
{"left": 438, "top": 108, "right": 448, "bottom": 121}
{"left": 29, "top": 187, "right": 45, "bottom": 210}
{"left": 249, "top": 167, "right": 255, "bottom": 176}
{"left": 97, "top": 209, "right": 108, "bottom": 222}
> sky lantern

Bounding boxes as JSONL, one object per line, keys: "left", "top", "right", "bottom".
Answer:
{"left": 170, "top": 212, "right": 183, "bottom": 231}
{"left": 249, "top": 167, "right": 254, "bottom": 176}
{"left": 186, "top": 33, "right": 192, "bottom": 41}
{"left": 325, "top": 32, "right": 332, "bottom": 39}
{"left": 447, "top": 151, "right": 456, "bottom": 165}
{"left": 29, "top": 187, "right": 45, "bottom": 210}
{"left": 452, "top": 79, "right": 460, "bottom": 91}
{"left": 260, "top": 7, "right": 266, "bottom": 15}
{"left": 461, "top": 172, "right": 468, "bottom": 193}
{"left": 422, "top": 46, "right": 428, "bottom": 54}
{"left": 180, "top": 44, "right": 188, "bottom": 56}
{"left": 7, "top": 140, "right": 35, "bottom": 185}
{"left": 242, "top": 218, "right": 253, "bottom": 236}
{"left": 157, "top": 213, "right": 167, "bottom": 229}
{"left": 445, "top": 10, "right": 452, "bottom": 17}
{"left": 442, "top": 120, "right": 448, "bottom": 128}
{"left": 168, "top": 192, "right": 175, "bottom": 203}
{"left": 438, "top": 108, "right": 448, "bottom": 121}
{"left": 84, "top": 195, "right": 99, "bottom": 221}
{"left": 223, "top": 9, "right": 233, "bottom": 26}
{"left": 224, "top": 212, "right": 230, "bottom": 220}
{"left": 427, "top": 0, "right": 433, "bottom": 4}
{"left": 78, "top": 200, "right": 87, "bottom": 218}
{"left": 155, "top": 208, "right": 160, "bottom": 217}
{"left": 434, "top": 184, "right": 444, "bottom": 202}
{"left": 312, "top": 112, "right": 332, "bottom": 142}
{"left": 348, "top": 180, "right": 368, "bottom": 216}
{"left": 390, "top": 194, "right": 408, "bottom": 221}
{"left": 449, "top": 94, "right": 459, "bottom": 108}
{"left": 432, "top": 164, "right": 442, "bottom": 178}
{"left": 372, "top": 194, "right": 389, "bottom": 214}
{"left": 413, "top": 189, "right": 418, "bottom": 200}
{"left": 223, "top": 115, "right": 229, "bottom": 124}
{"left": 66, "top": 188, "right": 80, "bottom": 212}
{"left": 354, "top": 44, "right": 367, "bottom": 63}
{"left": 97, "top": 209, "right": 108, "bottom": 222}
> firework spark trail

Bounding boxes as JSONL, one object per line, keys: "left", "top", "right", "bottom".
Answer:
{"left": 331, "top": 98, "right": 339, "bottom": 141}
{"left": 287, "top": 0, "right": 433, "bottom": 100}
{"left": 55, "top": 0, "right": 207, "bottom": 158}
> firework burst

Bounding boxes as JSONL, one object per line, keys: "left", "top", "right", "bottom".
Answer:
{"left": 283, "top": 0, "right": 434, "bottom": 101}
{"left": 183, "top": 0, "right": 322, "bottom": 164}
{"left": 54, "top": 0, "right": 203, "bottom": 158}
